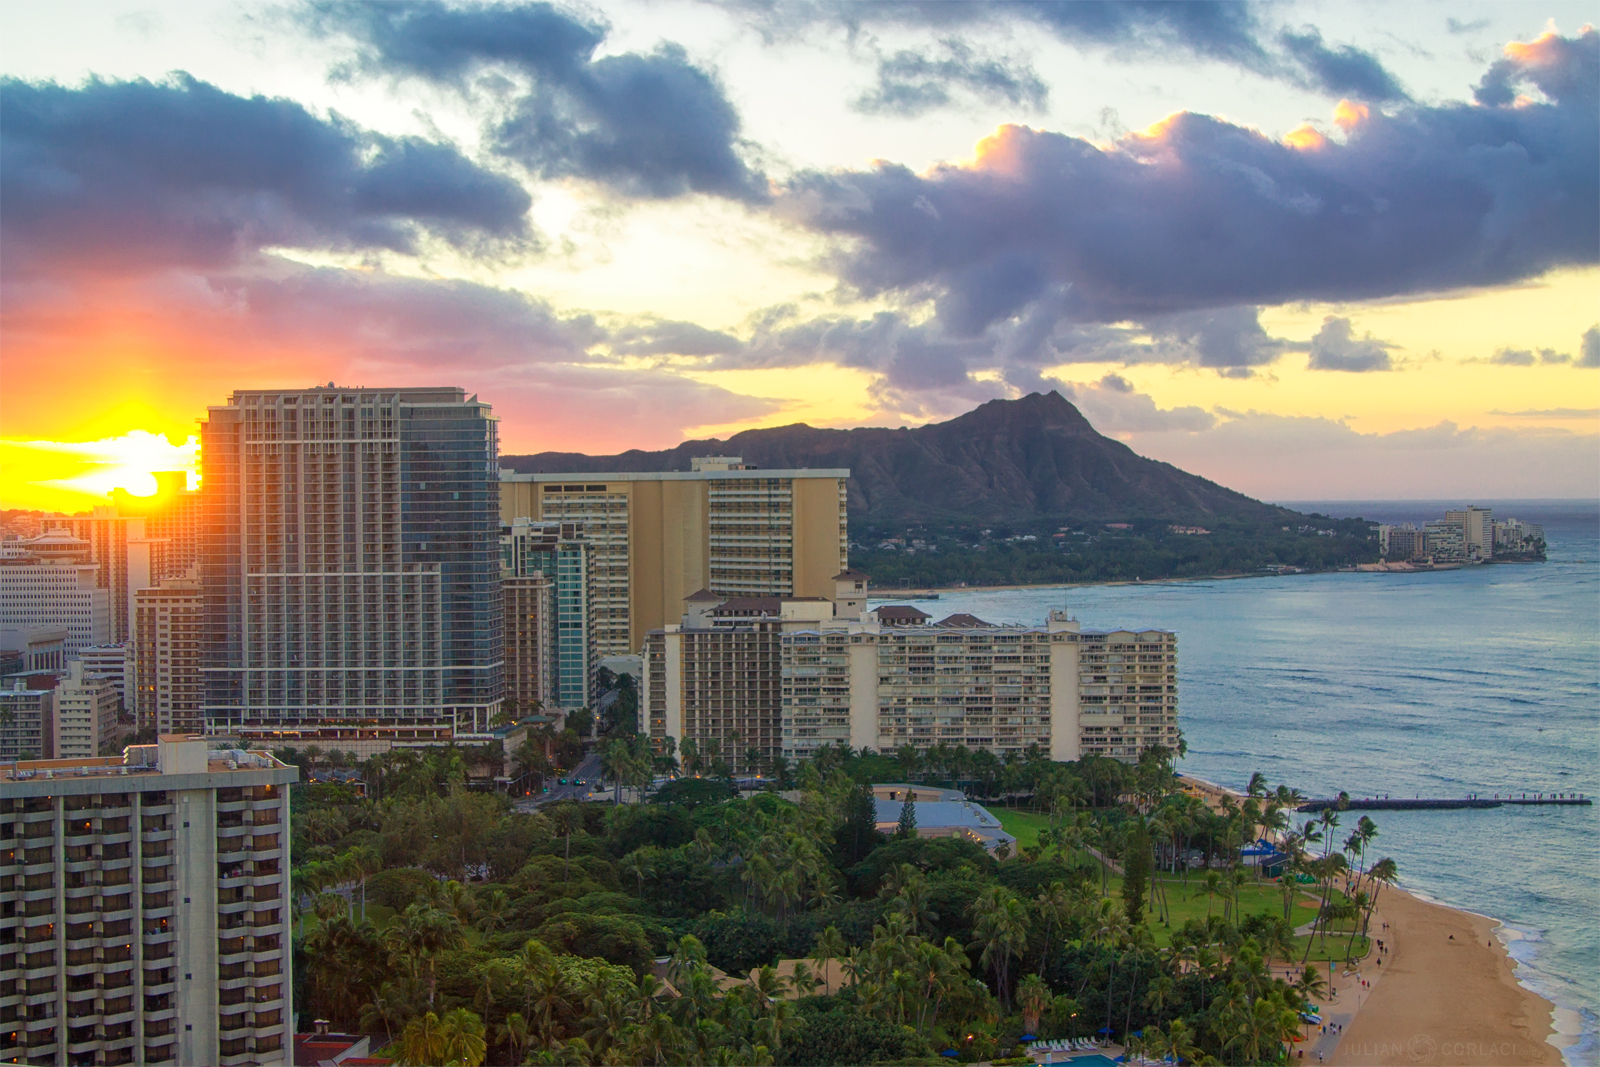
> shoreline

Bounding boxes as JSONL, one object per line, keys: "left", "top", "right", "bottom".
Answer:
{"left": 1322, "top": 884, "right": 1565, "bottom": 1066}
{"left": 869, "top": 570, "right": 1272, "bottom": 600}
{"left": 865, "top": 559, "right": 1552, "bottom": 601}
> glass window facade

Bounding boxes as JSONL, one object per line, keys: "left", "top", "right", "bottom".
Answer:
{"left": 200, "top": 387, "right": 503, "bottom": 745}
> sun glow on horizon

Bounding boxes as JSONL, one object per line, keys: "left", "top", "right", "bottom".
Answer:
{"left": 0, "top": 430, "right": 199, "bottom": 512}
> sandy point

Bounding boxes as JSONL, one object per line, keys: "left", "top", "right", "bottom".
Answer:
{"left": 1324, "top": 885, "right": 1562, "bottom": 1066}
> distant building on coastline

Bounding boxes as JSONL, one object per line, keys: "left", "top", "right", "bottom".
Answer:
{"left": 1377, "top": 506, "right": 1545, "bottom": 564}
{"left": 1445, "top": 506, "right": 1494, "bottom": 560}
{"left": 1378, "top": 523, "right": 1424, "bottom": 560}
{"left": 1422, "top": 518, "right": 1468, "bottom": 562}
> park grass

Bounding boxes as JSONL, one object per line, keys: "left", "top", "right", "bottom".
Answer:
{"left": 297, "top": 901, "right": 398, "bottom": 938}
{"left": 992, "top": 807, "right": 1051, "bottom": 851}
{"left": 1082, "top": 864, "right": 1370, "bottom": 964}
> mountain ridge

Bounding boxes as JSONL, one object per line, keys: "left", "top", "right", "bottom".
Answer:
{"left": 502, "top": 391, "right": 1292, "bottom": 527}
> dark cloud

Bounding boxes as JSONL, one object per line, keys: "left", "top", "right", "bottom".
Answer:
{"left": 782, "top": 30, "right": 1599, "bottom": 331}
{"left": 1475, "top": 29, "right": 1598, "bottom": 107}
{"left": 743, "top": 1, "right": 1268, "bottom": 70}
{"left": 1279, "top": 27, "right": 1409, "bottom": 102}
{"left": 1307, "top": 316, "right": 1393, "bottom": 371}
{"left": 1489, "top": 348, "right": 1540, "bottom": 366}
{"left": 856, "top": 40, "right": 1048, "bottom": 117}
{"left": 319, "top": 0, "right": 602, "bottom": 86}
{"left": 609, "top": 318, "right": 745, "bottom": 358}
{"left": 1447, "top": 18, "right": 1492, "bottom": 36}
{"left": 0, "top": 73, "right": 531, "bottom": 278}
{"left": 741, "top": 2, "right": 1412, "bottom": 103}
{"left": 209, "top": 263, "right": 605, "bottom": 368}
{"left": 1483, "top": 330, "right": 1598, "bottom": 366}
{"left": 316, "top": 1, "right": 766, "bottom": 202}
{"left": 1144, "top": 307, "right": 1292, "bottom": 369}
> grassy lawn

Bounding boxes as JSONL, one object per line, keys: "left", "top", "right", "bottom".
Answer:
{"left": 298, "top": 901, "right": 398, "bottom": 938}
{"left": 992, "top": 807, "right": 1051, "bottom": 850}
{"left": 1064, "top": 859, "right": 1371, "bottom": 965}
{"left": 1128, "top": 876, "right": 1369, "bottom": 962}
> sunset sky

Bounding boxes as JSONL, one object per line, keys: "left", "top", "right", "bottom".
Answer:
{"left": 2, "top": 0, "right": 1596, "bottom": 512}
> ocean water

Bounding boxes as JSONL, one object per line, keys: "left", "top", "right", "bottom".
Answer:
{"left": 908, "top": 500, "right": 1599, "bottom": 1064}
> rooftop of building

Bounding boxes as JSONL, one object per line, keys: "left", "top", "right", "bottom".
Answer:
{"left": 501, "top": 467, "right": 850, "bottom": 482}
{"left": 1, "top": 735, "right": 295, "bottom": 784}
{"left": 936, "top": 613, "right": 991, "bottom": 627}
{"left": 872, "top": 797, "right": 1016, "bottom": 851}
{"left": 871, "top": 783, "right": 966, "bottom": 802}
{"left": 834, "top": 569, "right": 870, "bottom": 580}
{"left": 224, "top": 385, "right": 468, "bottom": 402}
{"left": 874, "top": 605, "right": 932, "bottom": 621}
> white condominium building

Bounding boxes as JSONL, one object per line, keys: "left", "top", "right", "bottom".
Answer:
{"left": 1444, "top": 506, "right": 1494, "bottom": 560}
{"left": 0, "top": 736, "right": 297, "bottom": 1067}
{"left": 780, "top": 611, "right": 1178, "bottom": 763}
{"left": 0, "top": 534, "right": 112, "bottom": 656}
{"left": 76, "top": 645, "right": 129, "bottom": 711}
{"left": 53, "top": 659, "right": 122, "bottom": 761}
{"left": 644, "top": 579, "right": 1178, "bottom": 766}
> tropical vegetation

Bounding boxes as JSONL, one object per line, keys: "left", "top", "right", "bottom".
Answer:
{"left": 289, "top": 742, "right": 1395, "bottom": 1065}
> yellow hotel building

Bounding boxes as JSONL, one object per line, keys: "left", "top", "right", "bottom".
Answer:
{"left": 499, "top": 458, "right": 849, "bottom": 659}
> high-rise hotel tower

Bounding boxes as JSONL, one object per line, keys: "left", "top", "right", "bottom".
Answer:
{"left": 200, "top": 387, "right": 503, "bottom": 750}
{"left": 501, "top": 457, "right": 849, "bottom": 661}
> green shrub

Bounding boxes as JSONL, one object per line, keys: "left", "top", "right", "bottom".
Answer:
{"left": 774, "top": 1008, "right": 932, "bottom": 1066}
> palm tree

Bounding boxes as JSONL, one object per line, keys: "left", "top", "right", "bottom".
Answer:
{"left": 396, "top": 1011, "right": 449, "bottom": 1066}
{"left": 1033, "top": 881, "right": 1074, "bottom": 975}
{"left": 769, "top": 755, "right": 794, "bottom": 789}
{"left": 1294, "top": 963, "right": 1329, "bottom": 1002}
{"left": 548, "top": 803, "right": 580, "bottom": 882}
{"left": 476, "top": 889, "right": 510, "bottom": 937}
{"left": 360, "top": 977, "right": 424, "bottom": 1046}
{"left": 345, "top": 844, "right": 381, "bottom": 922}
{"left": 970, "top": 887, "right": 1031, "bottom": 1010}
{"left": 438, "top": 1007, "right": 488, "bottom": 1066}
{"left": 620, "top": 847, "right": 658, "bottom": 898}
{"left": 889, "top": 873, "right": 940, "bottom": 936}
{"left": 1202, "top": 870, "right": 1223, "bottom": 917}
{"left": 1017, "top": 972, "right": 1051, "bottom": 1034}
{"left": 788, "top": 960, "right": 821, "bottom": 998}
{"left": 811, "top": 926, "right": 847, "bottom": 995}
{"left": 1144, "top": 974, "right": 1174, "bottom": 1019}
{"left": 386, "top": 903, "right": 466, "bottom": 1008}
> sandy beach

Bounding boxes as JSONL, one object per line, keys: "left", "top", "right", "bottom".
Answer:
{"left": 1320, "top": 886, "right": 1563, "bottom": 1067}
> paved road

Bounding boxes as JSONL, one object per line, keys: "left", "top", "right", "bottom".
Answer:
{"left": 513, "top": 751, "right": 603, "bottom": 811}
